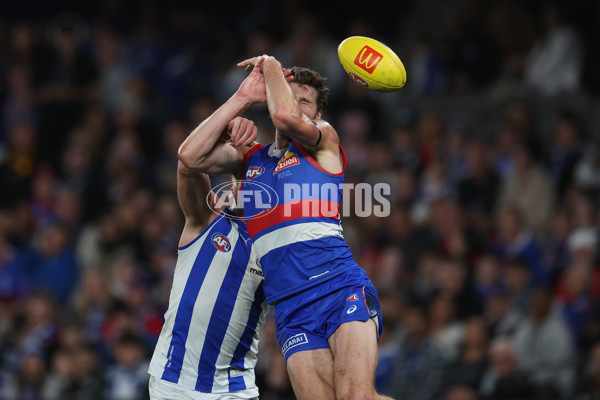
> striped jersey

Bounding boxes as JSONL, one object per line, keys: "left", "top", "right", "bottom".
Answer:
{"left": 148, "top": 210, "right": 268, "bottom": 395}
{"left": 241, "top": 140, "right": 356, "bottom": 304}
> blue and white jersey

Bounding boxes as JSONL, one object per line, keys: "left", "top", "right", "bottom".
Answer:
{"left": 148, "top": 210, "right": 267, "bottom": 395}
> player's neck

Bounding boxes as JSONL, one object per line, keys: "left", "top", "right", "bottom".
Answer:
{"left": 275, "top": 131, "right": 291, "bottom": 150}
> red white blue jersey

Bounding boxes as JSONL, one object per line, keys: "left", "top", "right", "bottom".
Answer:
{"left": 241, "top": 141, "right": 356, "bottom": 304}
{"left": 148, "top": 210, "right": 267, "bottom": 395}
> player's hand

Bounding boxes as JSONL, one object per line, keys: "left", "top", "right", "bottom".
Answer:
{"left": 237, "top": 56, "right": 267, "bottom": 104}
{"left": 237, "top": 55, "right": 294, "bottom": 82}
{"left": 227, "top": 116, "right": 257, "bottom": 147}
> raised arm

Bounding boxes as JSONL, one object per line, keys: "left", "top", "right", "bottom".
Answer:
{"left": 176, "top": 160, "right": 216, "bottom": 248}
{"left": 249, "top": 56, "right": 342, "bottom": 174}
{"left": 177, "top": 61, "right": 267, "bottom": 176}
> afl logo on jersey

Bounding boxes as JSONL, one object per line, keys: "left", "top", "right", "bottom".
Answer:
{"left": 346, "top": 293, "right": 359, "bottom": 301}
{"left": 212, "top": 233, "right": 231, "bottom": 252}
{"left": 246, "top": 167, "right": 264, "bottom": 180}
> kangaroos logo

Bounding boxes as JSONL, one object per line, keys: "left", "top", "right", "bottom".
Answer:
{"left": 246, "top": 167, "right": 264, "bottom": 180}
{"left": 212, "top": 233, "right": 231, "bottom": 252}
{"left": 274, "top": 151, "right": 300, "bottom": 174}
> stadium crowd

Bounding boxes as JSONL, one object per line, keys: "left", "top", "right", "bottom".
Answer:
{"left": 0, "top": 0, "right": 599, "bottom": 399}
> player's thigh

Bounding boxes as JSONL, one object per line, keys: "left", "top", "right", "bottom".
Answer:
{"left": 328, "top": 319, "right": 379, "bottom": 398}
{"left": 287, "top": 348, "right": 335, "bottom": 400}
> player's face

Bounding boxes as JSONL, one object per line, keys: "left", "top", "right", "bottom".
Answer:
{"left": 290, "top": 83, "right": 320, "bottom": 120}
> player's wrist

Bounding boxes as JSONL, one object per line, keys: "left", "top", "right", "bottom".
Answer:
{"left": 263, "top": 57, "right": 281, "bottom": 71}
{"left": 231, "top": 91, "right": 254, "bottom": 108}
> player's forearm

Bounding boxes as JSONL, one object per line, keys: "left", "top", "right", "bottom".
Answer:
{"left": 263, "top": 57, "right": 303, "bottom": 131}
{"left": 178, "top": 94, "right": 249, "bottom": 169}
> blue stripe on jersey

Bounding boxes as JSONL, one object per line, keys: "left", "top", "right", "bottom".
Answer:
{"left": 194, "top": 235, "right": 249, "bottom": 392}
{"left": 228, "top": 281, "right": 266, "bottom": 391}
{"left": 251, "top": 216, "right": 340, "bottom": 242}
{"left": 161, "top": 216, "right": 233, "bottom": 384}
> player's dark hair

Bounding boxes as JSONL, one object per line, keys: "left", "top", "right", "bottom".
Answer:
{"left": 291, "top": 66, "right": 330, "bottom": 112}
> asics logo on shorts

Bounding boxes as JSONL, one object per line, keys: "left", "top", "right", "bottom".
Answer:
{"left": 346, "top": 305, "right": 357, "bottom": 314}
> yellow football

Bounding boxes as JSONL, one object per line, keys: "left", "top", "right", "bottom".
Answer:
{"left": 337, "top": 36, "right": 406, "bottom": 92}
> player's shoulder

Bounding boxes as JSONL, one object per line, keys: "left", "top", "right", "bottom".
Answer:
{"left": 315, "top": 119, "right": 339, "bottom": 145}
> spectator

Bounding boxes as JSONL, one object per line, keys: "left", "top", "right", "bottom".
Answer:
{"left": 513, "top": 286, "right": 575, "bottom": 398}
{"left": 492, "top": 204, "right": 547, "bottom": 286}
{"left": 497, "top": 141, "right": 554, "bottom": 239}
{"left": 442, "top": 317, "right": 489, "bottom": 394}
{"left": 386, "top": 305, "right": 446, "bottom": 400}
{"left": 479, "top": 339, "right": 535, "bottom": 400}
{"left": 0, "top": 121, "right": 39, "bottom": 209}
{"left": 503, "top": 260, "right": 533, "bottom": 318}
{"left": 0, "top": 234, "right": 31, "bottom": 300}
{"left": 574, "top": 145, "right": 600, "bottom": 196}
{"left": 524, "top": 4, "right": 584, "bottom": 95}
{"left": 574, "top": 342, "right": 600, "bottom": 400}
{"left": 444, "top": 385, "right": 480, "bottom": 400}
{"left": 76, "top": 212, "right": 134, "bottom": 271}
{"left": 541, "top": 210, "right": 572, "bottom": 284}
{"left": 407, "top": 35, "right": 446, "bottom": 96}
{"left": 548, "top": 111, "right": 584, "bottom": 201}
{"left": 412, "top": 157, "right": 453, "bottom": 223}
{"left": 458, "top": 140, "right": 500, "bottom": 235}
{"left": 473, "top": 256, "right": 502, "bottom": 301}
{"left": 484, "top": 284, "right": 524, "bottom": 339}
{"left": 104, "top": 332, "right": 150, "bottom": 400}
{"left": 41, "top": 347, "right": 78, "bottom": 399}
{"left": 566, "top": 227, "right": 598, "bottom": 267}
{"left": 428, "top": 294, "right": 464, "bottom": 361}
{"left": 14, "top": 351, "right": 49, "bottom": 400}
{"left": 375, "top": 289, "right": 405, "bottom": 392}
{"left": 554, "top": 263, "right": 600, "bottom": 347}
{"left": 3, "top": 294, "right": 59, "bottom": 372}
{"left": 20, "top": 223, "right": 80, "bottom": 305}
{"left": 390, "top": 125, "right": 420, "bottom": 172}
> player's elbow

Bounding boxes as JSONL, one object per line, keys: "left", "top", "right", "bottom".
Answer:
{"left": 271, "top": 110, "right": 296, "bottom": 132}
{"left": 177, "top": 144, "right": 206, "bottom": 170}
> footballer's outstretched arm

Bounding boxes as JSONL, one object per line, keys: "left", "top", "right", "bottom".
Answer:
{"left": 177, "top": 61, "right": 266, "bottom": 176}
{"left": 176, "top": 161, "right": 215, "bottom": 247}
{"left": 177, "top": 100, "right": 256, "bottom": 176}
{"left": 262, "top": 56, "right": 339, "bottom": 151}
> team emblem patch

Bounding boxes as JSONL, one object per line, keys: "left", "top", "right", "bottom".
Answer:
{"left": 273, "top": 151, "right": 300, "bottom": 174}
{"left": 212, "top": 233, "right": 231, "bottom": 252}
{"left": 246, "top": 167, "right": 264, "bottom": 180}
{"left": 346, "top": 293, "right": 359, "bottom": 301}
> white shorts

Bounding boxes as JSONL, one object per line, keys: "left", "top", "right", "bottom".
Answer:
{"left": 148, "top": 375, "right": 259, "bottom": 400}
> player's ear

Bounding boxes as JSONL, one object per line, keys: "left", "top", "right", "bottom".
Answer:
{"left": 316, "top": 110, "right": 322, "bottom": 120}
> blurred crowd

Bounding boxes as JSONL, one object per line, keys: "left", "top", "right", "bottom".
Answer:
{"left": 0, "top": 0, "right": 599, "bottom": 399}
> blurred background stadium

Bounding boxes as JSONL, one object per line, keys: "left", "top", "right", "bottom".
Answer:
{"left": 0, "top": 0, "right": 599, "bottom": 399}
